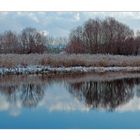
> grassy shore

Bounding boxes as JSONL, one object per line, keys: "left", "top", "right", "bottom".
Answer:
{"left": 0, "top": 54, "right": 140, "bottom": 68}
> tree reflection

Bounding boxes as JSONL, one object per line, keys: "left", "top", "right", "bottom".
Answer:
{"left": 20, "top": 84, "right": 45, "bottom": 108}
{"left": 0, "top": 83, "right": 45, "bottom": 108}
{"left": 0, "top": 85, "right": 18, "bottom": 95}
{"left": 67, "top": 79, "right": 139, "bottom": 111}
{"left": 0, "top": 76, "right": 140, "bottom": 111}
{"left": 0, "top": 85, "right": 19, "bottom": 103}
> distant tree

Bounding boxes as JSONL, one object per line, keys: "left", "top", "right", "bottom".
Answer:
{"left": 102, "top": 17, "right": 134, "bottom": 54}
{"left": 83, "top": 18, "right": 102, "bottom": 53}
{"left": 66, "top": 17, "right": 134, "bottom": 55}
{"left": 66, "top": 26, "right": 85, "bottom": 53}
{"left": 47, "top": 36, "right": 68, "bottom": 53}
{"left": 0, "top": 28, "right": 47, "bottom": 54}
{"left": 20, "top": 27, "right": 47, "bottom": 53}
{"left": 0, "top": 31, "right": 19, "bottom": 53}
{"left": 133, "top": 30, "right": 140, "bottom": 55}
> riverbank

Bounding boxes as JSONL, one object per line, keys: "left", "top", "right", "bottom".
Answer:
{"left": 0, "top": 54, "right": 140, "bottom": 67}
{"left": 0, "top": 65, "right": 140, "bottom": 75}
{"left": 0, "top": 54, "right": 140, "bottom": 75}
{"left": 1, "top": 72, "right": 140, "bottom": 86}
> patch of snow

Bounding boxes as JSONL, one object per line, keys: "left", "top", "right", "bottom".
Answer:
{"left": 0, "top": 66, "right": 140, "bottom": 75}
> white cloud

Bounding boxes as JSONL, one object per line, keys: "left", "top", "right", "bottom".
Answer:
{"left": 0, "top": 12, "right": 9, "bottom": 16}
{"left": 1, "top": 12, "right": 140, "bottom": 37}
{"left": 116, "top": 85, "right": 140, "bottom": 112}
{"left": 74, "top": 12, "right": 80, "bottom": 21}
{"left": 38, "top": 84, "right": 89, "bottom": 112}
{"left": 39, "top": 94, "right": 89, "bottom": 112}
{"left": 39, "top": 30, "right": 49, "bottom": 36}
{"left": 116, "top": 96, "right": 140, "bottom": 112}
{"left": 0, "top": 91, "right": 22, "bottom": 117}
{"left": 28, "top": 13, "right": 40, "bottom": 23}
{"left": 0, "top": 96, "right": 9, "bottom": 111}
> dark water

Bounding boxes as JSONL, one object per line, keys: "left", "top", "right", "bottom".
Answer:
{"left": 0, "top": 73, "right": 140, "bottom": 129}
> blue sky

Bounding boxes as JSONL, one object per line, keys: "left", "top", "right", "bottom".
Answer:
{"left": 0, "top": 12, "right": 140, "bottom": 37}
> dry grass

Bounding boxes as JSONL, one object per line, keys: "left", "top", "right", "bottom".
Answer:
{"left": 0, "top": 53, "right": 140, "bottom": 68}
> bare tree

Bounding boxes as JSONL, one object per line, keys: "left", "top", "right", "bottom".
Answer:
{"left": 0, "top": 28, "right": 47, "bottom": 54}
{"left": 133, "top": 30, "right": 140, "bottom": 55}
{"left": 83, "top": 18, "right": 102, "bottom": 53}
{"left": 0, "top": 31, "right": 19, "bottom": 53}
{"left": 66, "top": 26, "right": 85, "bottom": 53}
{"left": 66, "top": 17, "right": 135, "bottom": 55}
{"left": 20, "top": 27, "right": 47, "bottom": 53}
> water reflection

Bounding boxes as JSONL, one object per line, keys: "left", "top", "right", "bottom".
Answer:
{"left": 0, "top": 83, "right": 45, "bottom": 113}
{"left": 0, "top": 74, "right": 140, "bottom": 116}
{"left": 67, "top": 79, "right": 140, "bottom": 111}
{"left": 21, "top": 84, "right": 45, "bottom": 107}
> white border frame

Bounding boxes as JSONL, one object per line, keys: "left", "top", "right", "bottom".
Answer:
{"left": 0, "top": 0, "right": 140, "bottom": 140}
{"left": 0, "top": 0, "right": 140, "bottom": 11}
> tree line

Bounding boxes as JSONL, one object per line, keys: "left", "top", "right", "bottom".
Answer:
{"left": 0, "top": 28, "right": 47, "bottom": 54}
{"left": 0, "top": 27, "right": 67, "bottom": 54}
{"left": 1, "top": 17, "right": 140, "bottom": 55}
{"left": 66, "top": 17, "right": 140, "bottom": 55}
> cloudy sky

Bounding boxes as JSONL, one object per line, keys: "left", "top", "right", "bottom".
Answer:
{"left": 0, "top": 12, "right": 140, "bottom": 37}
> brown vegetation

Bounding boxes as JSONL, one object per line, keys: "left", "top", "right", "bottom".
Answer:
{"left": 0, "top": 54, "right": 140, "bottom": 68}
{"left": 66, "top": 17, "right": 140, "bottom": 55}
{"left": 0, "top": 28, "right": 47, "bottom": 54}
{"left": 1, "top": 17, "right": 140, "bottom": 55}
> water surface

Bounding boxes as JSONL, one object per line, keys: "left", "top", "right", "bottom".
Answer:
{"left": 0, "top": 73, "right": 140, "bottom": 128}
